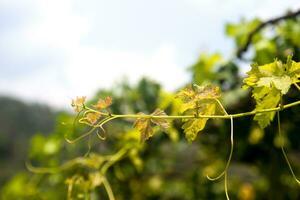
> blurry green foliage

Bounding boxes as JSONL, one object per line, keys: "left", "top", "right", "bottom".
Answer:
{"left": 189, "top": 53, "right": 222, "bottom": 85}
{"left": 226, "top": 18, "right": 262, "bottom": 48}
{"left": 1, "top": 11, "right": 300, "bottom": 200}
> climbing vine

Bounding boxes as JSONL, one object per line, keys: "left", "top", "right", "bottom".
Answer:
{"left": 26, "top": 57, "right": 300, "bottom": 199}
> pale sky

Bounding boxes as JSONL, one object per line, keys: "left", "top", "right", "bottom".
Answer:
{"left": 0, "top": 0, "right": 299, "bottom": 108}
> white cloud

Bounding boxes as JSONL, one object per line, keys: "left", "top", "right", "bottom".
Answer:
{"left": 1, "top": 0, "right": 299, "bottom": 108}
{"left": 0, "top": 0, "right": 189, "bottom": 108}
{"left": 64, "top": 43, "right": 187, "bottom": 92}
{"left": 22, "top": 0, "right": 89, "bottom": 49}
{"left": 0, "top": 43, "right": 187, "bottom": 108}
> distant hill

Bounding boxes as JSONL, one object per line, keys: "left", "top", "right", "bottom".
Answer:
{"left": 0, "top": 96, "right": 57, "bottom": 185}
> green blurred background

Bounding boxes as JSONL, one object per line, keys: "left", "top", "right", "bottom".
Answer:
{"left": 1, "top": 1, "right": 300, "bottom": 200}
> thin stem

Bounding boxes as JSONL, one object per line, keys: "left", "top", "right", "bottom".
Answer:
{"left": 26, "top": 154, "right": 110, "bottom": 174}
{"left": 84, "top": 135, "right": 92, "bottom": 157}
{"left": 95, "top": 116, "right": 120, "bottom": 128}
{"left": 102, "top": 176, "right": 116, "bottom": 200}
{"left": 101, "top": 147, "right": 128, "bottom": 175}
{"left": 65, "top": 126, "right": 97, "bottom": 144}
{"left": 26, "top": 157, "right": 93, "bottom": 174}
{"left": 225, "top": 172, "right": 230, "bottom": 200}
{"left": 207, "top": 116, "right": 234, "bottom": 182}
{"left": 67, "top": 177, "right": 75, "bottom": 200}
{"left": 65, "top": 115, "right": 120, "bottom": 144}
{"left": 277, "top": 111, "right": 300, "bottom": 185}
{"left": 84, "top": 99, "right": 300, "bottom": 120}
{"left": 214, "top": 99, "right": 229, "bottom": 115}
{"left": 293, "top": 83, "right": 300, "bottom": 91}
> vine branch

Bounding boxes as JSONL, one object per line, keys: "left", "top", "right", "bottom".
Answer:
{"left": 237, "top": 8, "right": 300, "bottom": 59}
{"left": 85, "top": 99, "right": 300, "bottom": 120}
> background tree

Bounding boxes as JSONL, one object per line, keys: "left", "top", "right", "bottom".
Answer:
{"left": 1, "top": 9, "right": 300, "bottom": 200}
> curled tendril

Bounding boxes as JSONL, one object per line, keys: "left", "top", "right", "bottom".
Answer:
{"left": 65, "top": 126, "right": 97, "bottom": 144}
{"left": 207, "top": 115, "right": 233, "bottom": 200}
{"left": 96, "top": 127, "right": 107, "bottom": 140}
{"left": 277, "top": 111, "right": 300, "bottom": 185}
{"left": 65, "top": 114, "right": 119, "bottom": 144}
{"left": 25, "top": 157, "right": 89, "bottom": 174}
{"left": 95, "top": 116, "right": 120, "bottom": 140}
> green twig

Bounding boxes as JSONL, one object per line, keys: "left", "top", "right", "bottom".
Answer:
{"left": 207, "top": 115, "right": 234, "bottom": 200}
{"left": 101, "top": 147, "right": 128, "bottom": 175}
{"left": 86, "top": 99, "right": 300, "bottom": 120}
{"left": 277, "top": 111, "right": 300, "bottom": 185}
{"left": 102, "top": 176, "right": 116, "bottom": 200}
{"left": 293, "top": 83, "right": 300, "bottom": 91}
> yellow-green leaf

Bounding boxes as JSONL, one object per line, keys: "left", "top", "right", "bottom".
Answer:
{"left": 182, "top": 102, "right": 216, "bottom": 142}
{"left": 243, "top": 57, "right": 300, "bottom": 128}
{"left": 253, "top": 87, "right": 281, "bottom": 128}
{"left": 176, "top": 84, "right": 222, "bottom": 142}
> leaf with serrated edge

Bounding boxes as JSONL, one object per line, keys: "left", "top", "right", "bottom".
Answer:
{"left": 133, "top": 109, "right": 169, "bottom": 142}
{"left": 176, "top": 84, "right": 221, "bottom": 142}
{"left": 93, "top": 96, "right": 112, "bottom": 110}
{"left": 253, "top": 86, "right": 281, "bottom": 128}
{"left": 151, "top": 109, "right": 170, "bottom": 130}
{"left": 182, "top": 103, "right": 216, "bottom": 142}
{"left": 243, "top": 57, "right": 300, "bottom": 128}
{"left": 133, "top": 113, "right": 153, "bottom": 142}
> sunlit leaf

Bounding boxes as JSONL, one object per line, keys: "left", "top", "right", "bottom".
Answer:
{"left": 253, "top": 87, "right": 281, "bottom": 128}
{"left": 182, "top": 102, "right": 216, "bottom": 142}
{"left": 243, "top": 57, "right": 300, "bottom": 128}
{"left": 71, "top": 96, "right": 86, "bottom": 112}
{"left": 176, "top": 84, "right": 222, "bottom": 142}
{"left": 86, "top": 113, "right": 101, "bottom": 125}
{"left": 93, "top": 96, "right": 112, "bottom": 110}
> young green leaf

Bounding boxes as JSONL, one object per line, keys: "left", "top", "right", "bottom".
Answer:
{"left": 243, "top": 57, "right": 300, "bottom": 128}
{"left": 253, "top": 87, "right": 281, "bottom": 128}
{"left": 176, "top": 84, "right": 222, "bottom": 142}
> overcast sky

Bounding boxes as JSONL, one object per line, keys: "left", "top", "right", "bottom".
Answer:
{"left": 0, "top": 0, "right": 299, "bottom": 108}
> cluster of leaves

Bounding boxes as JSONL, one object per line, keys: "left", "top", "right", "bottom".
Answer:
{"left": 12, "top": 56, "right": 299, "bottom": 200}
{"left": 67, "top": 96, "right": 114, "bottom": 142}
{"left": 243, "top": 56, "right": 300, "bottom": 128}
{"left": 72, "top": 84, "right": 226, "bottom": 142}
{"left": 3, "top": 11, "right": 300, "bottom": 200}
{"left": 64, "top": 57, "right": 300, "bottom": 199}
{"left": 69, "top": 84, "right": 226, "bottom": 145}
